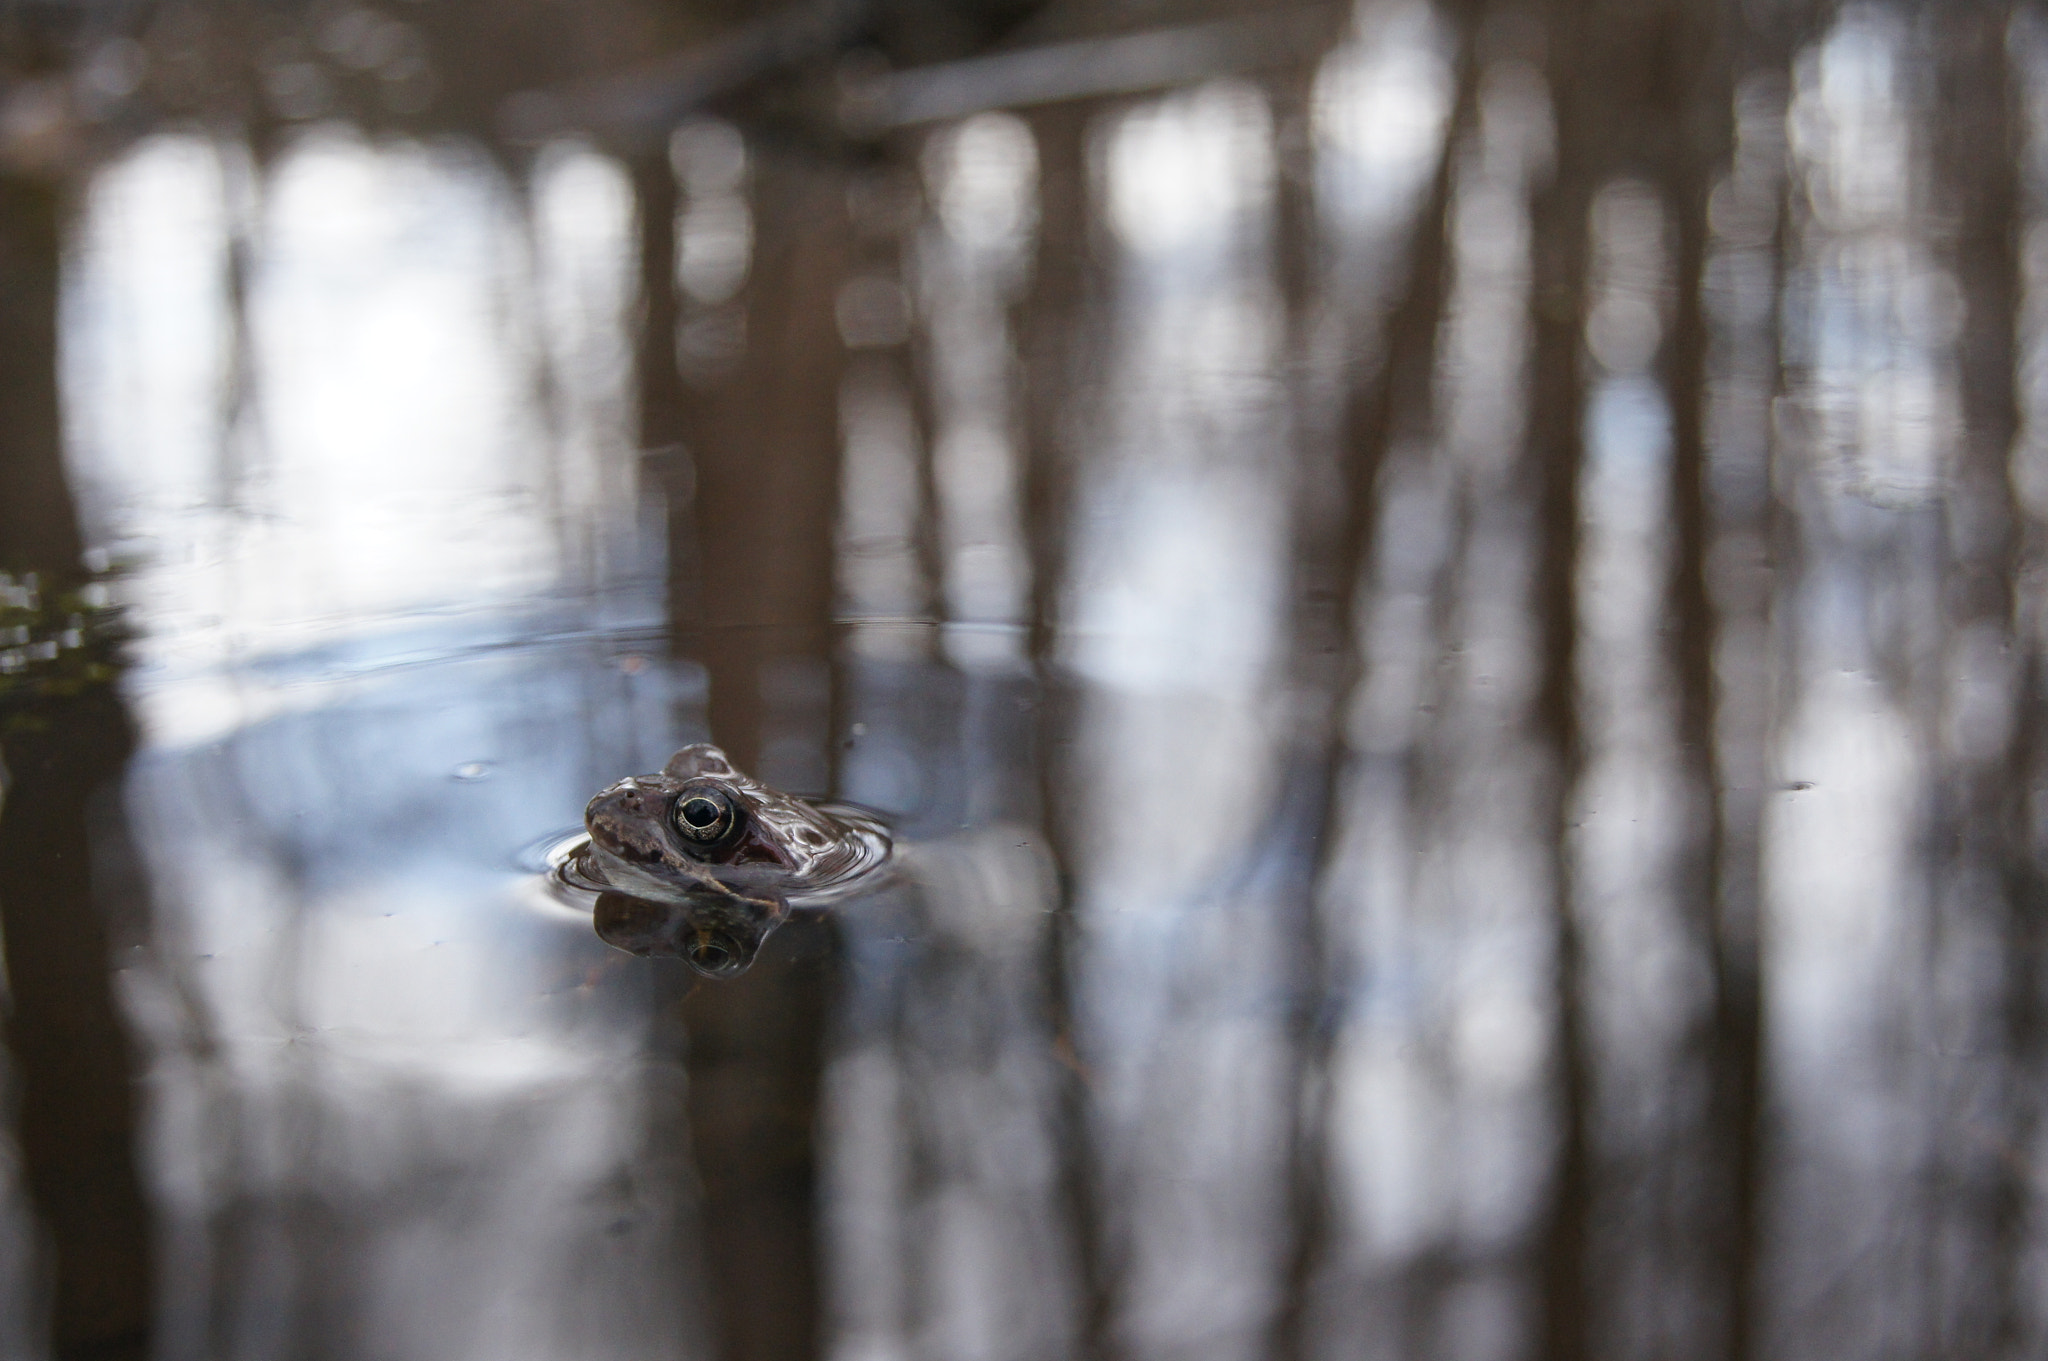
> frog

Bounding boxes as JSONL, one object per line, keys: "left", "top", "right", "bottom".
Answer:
{"left": 562, "top": 743, "right": 891, "bottom": 977}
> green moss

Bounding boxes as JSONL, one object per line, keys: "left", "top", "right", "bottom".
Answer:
{"left": 0, "top": 569, "right": 131, "bottom": 735}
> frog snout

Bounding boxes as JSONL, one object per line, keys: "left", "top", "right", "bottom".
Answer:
{"left": 584, "top": 782, "right": 660, "bottom": 854}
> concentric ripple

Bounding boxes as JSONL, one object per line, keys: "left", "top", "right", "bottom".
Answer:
{"left": 525, "top": 802, "right": 894, "bottom": 909}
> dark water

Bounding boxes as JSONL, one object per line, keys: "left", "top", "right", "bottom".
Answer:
{"left": 1, "top": 1, "right": 2044, "bottom": 1358}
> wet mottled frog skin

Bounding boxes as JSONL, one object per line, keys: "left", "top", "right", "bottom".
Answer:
{"left": 571, "top": 744, "right": 889, "bottom": 977}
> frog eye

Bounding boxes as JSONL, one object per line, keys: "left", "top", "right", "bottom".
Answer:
{"left": 672, "top": 783, "right": 742, "bottom": 847}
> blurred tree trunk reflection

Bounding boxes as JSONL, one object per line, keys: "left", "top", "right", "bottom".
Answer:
{"left": 673, "top": 149, "right": 849, "bottom": 761}
{"left": 1653, "top": 4, "right": 1758, "bottom": 1358}
{"left": 1931, "top": 7, "right": 2037, "bottom": 1355}
{"left": 640, "top": 139, "right": 852, "bottom": 1361}
{"left": 0, "top": 176, "right": 81, "bottom": 570}
{"left": 1269, "top": 11, "right": 1476, "bottom": 1354}
{"left": 1017, "top": 98, "right": 1115, "bottom": 1361}
{"left": 1525, "top": 2, "right": 1597, "bottom": 1354}
{"left": 0, "top": 172, "right": 155, "bottom": 1361}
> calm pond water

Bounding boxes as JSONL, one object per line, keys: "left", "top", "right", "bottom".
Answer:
{"left": 3, "top": 2, "right": 2047, "bottom": 1359}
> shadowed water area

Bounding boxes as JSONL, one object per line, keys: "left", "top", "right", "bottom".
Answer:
{"left": 1, "top": 0, "right": 2044, "bottom": 1358}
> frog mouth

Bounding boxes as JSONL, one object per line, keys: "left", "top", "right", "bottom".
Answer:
{"left": 587, "top": 822, "right": 644, "bottom": 858}
{"left": 585, "top": 824, "right": 695, "bottom": 887}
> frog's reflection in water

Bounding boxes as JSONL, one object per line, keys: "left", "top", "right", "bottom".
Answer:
{"left": 592, "top": 887, "right": 788, "bottom": 978}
